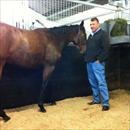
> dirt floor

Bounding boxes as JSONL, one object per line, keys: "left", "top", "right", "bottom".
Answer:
{"left": 0, "top": 89, "right": 130, "bottom": 130}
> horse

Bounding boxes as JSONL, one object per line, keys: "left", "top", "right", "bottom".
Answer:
{"left": 0, "top": 21, "right": 86, "bottom": 121}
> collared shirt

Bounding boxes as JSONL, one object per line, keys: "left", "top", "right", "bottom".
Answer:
{"left": 91, "top": 28, "right": 101, "bottom": 36}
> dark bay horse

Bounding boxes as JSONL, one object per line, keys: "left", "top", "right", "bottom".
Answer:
{"left": 0, "top": 21, "right": 86, "bottom": 120}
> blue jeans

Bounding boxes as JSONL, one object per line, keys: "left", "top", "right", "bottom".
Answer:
{"left": 87, "top": 61, "right": 109, "bottom": 106}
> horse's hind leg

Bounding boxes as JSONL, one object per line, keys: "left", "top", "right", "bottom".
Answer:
{"left": 0, "top": 61, "right": 11, "bottom": 122}
{"left": 48, "top": 85, "right": 56, "bottom": 106}
{"left": 0, "top": 61, "right": 5, "bottom": 79}
{"left": 0, "top": 107, "right": 10, "bottom": 122}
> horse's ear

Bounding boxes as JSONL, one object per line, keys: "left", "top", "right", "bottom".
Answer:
{"left": 80, "top": 20, "right": 84, "bottom": 27}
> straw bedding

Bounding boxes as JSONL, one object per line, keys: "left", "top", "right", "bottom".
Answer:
{"left": 0, "top": 89, "right": 130, "bottom": 130}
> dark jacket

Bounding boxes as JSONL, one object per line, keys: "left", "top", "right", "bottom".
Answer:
{"left": 84, "top": 29, "right": 110, "bottom": 62}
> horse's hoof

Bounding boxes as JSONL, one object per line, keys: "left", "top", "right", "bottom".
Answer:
{"left": 48, "top": 101, "right": 56, "bottom": 106}
{"left": 39, "top": 108, "right": 46, "bottom": 113}
{"left": 0, "top": 110, "right": 11, "bottom": 122}
{"left": 3, "top": 115, "right": 11, "bottom": 122}
{"left": 38, "top": 104, "right": 46, "bottom": 113}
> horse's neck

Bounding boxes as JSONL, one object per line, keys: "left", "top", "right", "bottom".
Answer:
{"left": 58, "top": 32, "right": 72, "bottom": 51}
{"left": 58, "top": 41, "right": 67, "bottom": 51}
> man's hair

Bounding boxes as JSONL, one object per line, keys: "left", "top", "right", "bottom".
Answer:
{"left": 91, "top": 17, "right": 99, "bottom": 23}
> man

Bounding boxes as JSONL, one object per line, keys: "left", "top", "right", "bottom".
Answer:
{"left": 85, "top": 17, "right": 110, "bottom": 111}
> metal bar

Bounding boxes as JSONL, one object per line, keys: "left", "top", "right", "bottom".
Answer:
{"left": 67, "top": 0, "right": 117, "bottom": 11}
{"left": 48, "top": 4, "right": 82, "bottom": 18}
{"left": 59, "top": 11, "right": 115, "bottom": 26}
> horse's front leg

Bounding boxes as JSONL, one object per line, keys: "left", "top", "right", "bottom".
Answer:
{"left": 38, "top": 65, "right": 55, "bottom": 112}
{"left": 38, "top": 80, "right": 48, "bottom": 112}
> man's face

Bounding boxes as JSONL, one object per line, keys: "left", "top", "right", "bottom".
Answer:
{"left": 90, "top": 20, "right": 100, "bottom": 33}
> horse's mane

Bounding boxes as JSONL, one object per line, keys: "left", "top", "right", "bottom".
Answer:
{"left": 49, "top": 25, "right": 79, "bottom": 37}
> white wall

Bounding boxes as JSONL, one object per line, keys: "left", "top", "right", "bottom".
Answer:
{"left": 0, "top": 0, "right": 59, "bottom": 29}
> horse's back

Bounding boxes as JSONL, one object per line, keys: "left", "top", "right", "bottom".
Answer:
{"left": 0, "top": 22, "right": 60, "bottom": 67}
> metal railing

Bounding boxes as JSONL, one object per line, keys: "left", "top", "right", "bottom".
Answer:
{"left": 28, "top": 0, "right": 109, "bottom": 21}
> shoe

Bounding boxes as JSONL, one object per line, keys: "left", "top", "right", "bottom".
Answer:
{"left": 88, "top": 101, "right": 100, "bottom": 105}
{"left": 102, "top": 106, "right": 109, "bottom": 111}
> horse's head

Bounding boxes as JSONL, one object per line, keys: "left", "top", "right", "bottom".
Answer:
{"left": 72, "top": 21, "right": 87, "bottom": 53}
{"left": 49, "top": 22, "right": 86, "bottom": 53}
